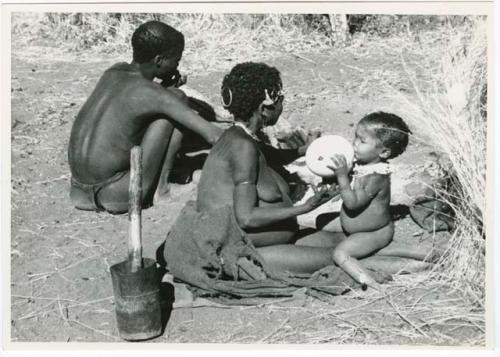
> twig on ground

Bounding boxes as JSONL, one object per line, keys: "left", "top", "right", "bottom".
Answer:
{"left": 290, "top": 53, "right": 317, "bottom": 65}
{"left": 18, "top": 301, "right": 55, "bottom": 320}
{"left": 12, "top": 295, "right": 78, "bottom": 303}
{"left": 57, "top": 296, "right": 71, "bottom": 327}
{"left": 386, "top": 294, "right": 429, "bottom": 338}
{"left": 69, "top": 318, "right": 119, "bottom": 341}
{"left": 33, "top": 174, "right": 70, "bottom": 185}
{"left": 258, "top": 314, "right": 290, "bottom": 343}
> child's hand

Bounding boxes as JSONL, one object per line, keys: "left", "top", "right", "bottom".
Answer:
{"left": 328, "top": 154, "right": 349, "bottom": 177}
{"left": 304, "top": 183, "right": 339, "bottom": 210}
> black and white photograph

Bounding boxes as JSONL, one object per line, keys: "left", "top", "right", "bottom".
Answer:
{"left": 4, "top": 3, "right": 494, "bottom": 349}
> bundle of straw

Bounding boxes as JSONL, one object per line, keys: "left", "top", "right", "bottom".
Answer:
{"left": 383, "top": 18, "right": 487, "bottom": 297}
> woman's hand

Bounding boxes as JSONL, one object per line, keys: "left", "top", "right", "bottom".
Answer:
{"left": 328, "top": 154, "right": 349, "bottom": 177}
{"left": 304, "top": 183, "right": 339, "bottom": 210}
{"left": 297, "top": 129, "right": 321, "bottom": 156}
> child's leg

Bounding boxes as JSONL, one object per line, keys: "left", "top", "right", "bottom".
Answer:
{"left": 97, "top": 119, "right": 175, "bottom": 213}
{"left": 332, "top": 223, "right": 394, "bottom": 289}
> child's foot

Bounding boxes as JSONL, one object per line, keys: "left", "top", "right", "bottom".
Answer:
{"left": 359, "top": 274, "right": 384, "bottom": 293}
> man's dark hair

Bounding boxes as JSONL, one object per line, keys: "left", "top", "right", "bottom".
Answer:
{"left": 360, "top": 111, "right": 411, "bottom": 159}
{"left": 131, "top": 21, "right": 184, "bottom": 63}
{"left": 221, "top": 62, "right": 282, "bottom": 121}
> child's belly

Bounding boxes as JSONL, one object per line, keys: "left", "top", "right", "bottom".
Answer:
{"left": 340, "top": 201, "right": 391, "bottom": 234}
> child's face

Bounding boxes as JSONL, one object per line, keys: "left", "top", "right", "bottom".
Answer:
{"left": 353, "top": 123, "right": 387, "bottom": 164}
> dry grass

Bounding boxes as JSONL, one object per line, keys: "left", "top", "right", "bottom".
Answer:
{"left": 368, "top": 17, "right": 487, "bottom": 345}
{"left": 11, "top": 13, "right": 335, "bottom": 70}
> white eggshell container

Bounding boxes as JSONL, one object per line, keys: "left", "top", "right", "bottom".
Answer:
{"left": 305, "top": 135, "right": 354, "bottom": 177}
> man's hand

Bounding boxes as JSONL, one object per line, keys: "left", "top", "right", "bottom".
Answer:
{"left": 328, "top": 154, "right": 349, "bottom": 177}
{"left": 162, "top": 70, "right": 187, "bottom": 88}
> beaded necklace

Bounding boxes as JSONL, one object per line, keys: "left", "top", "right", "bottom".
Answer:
{"left": 234, "top": 122, "right": 260, "bottom": 141}
{"left": 352, "top": 162, "right": 392, "bottom": 179}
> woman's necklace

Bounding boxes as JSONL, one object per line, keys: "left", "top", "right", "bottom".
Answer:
{"left": 234, "top": 122, "right": 260, "bottom": 141}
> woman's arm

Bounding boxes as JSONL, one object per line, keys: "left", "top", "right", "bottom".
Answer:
{"left": 231, "top": 140, "right": 334, "bottom": 229}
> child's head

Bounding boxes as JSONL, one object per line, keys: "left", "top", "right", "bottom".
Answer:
{"left": 221, "top": 62, "right": 283, "bottom": 124}
{"left": 353, "top": 112, "right": 411, "bottom": 164}
{"left": 131, "top": 21, "right": 184, "bottom": 76}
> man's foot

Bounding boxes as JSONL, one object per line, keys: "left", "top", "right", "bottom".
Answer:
{"left": 154, "top": 182, "right": 171, "bottom": 204}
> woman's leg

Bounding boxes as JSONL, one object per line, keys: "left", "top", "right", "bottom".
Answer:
{"left": 256, "top": 244, "right": 334, "bottom": 274}
{"left": 295, "top": 229, "right": 346, "bottom": 247}
{"left": 375, "top": 240, "right": 444, "bottom": 262}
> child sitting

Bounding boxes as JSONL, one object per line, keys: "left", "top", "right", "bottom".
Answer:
{"left": 327, "top": 112, "right": 411, "bottom": 290}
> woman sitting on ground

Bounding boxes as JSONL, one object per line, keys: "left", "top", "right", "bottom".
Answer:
{"left": 166, "top": 62, "right": 345, "bottom": 275}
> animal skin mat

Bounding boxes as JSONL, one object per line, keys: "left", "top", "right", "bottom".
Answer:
{"left": 163, "top": 201, "right": 441, "bottom": 299}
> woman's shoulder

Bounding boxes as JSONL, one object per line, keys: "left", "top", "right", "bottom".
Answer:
{"left": 213, "top": 127, "right": 260, "bottom": 162}
{"left": 221, "top": 126, "right": 259, "bottom": 147}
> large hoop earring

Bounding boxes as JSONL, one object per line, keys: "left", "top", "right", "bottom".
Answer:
{"left": 221, "top": 87, "right": 233, "bottom": 108}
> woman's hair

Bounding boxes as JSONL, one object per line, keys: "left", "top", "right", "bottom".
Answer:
{"left": 360, "top": 112, "right": 411, "bottom": 158}
{"left": 221, "top": 62, "right": 282, "bottom": 121}
{"left": 131, "top": 21, "right": 185, "bottom": 63}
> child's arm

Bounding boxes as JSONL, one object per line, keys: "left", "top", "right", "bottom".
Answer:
{"left": 328, "top": 155, "right": 384, "bottom": 210}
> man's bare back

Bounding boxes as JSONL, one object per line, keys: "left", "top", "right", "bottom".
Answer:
{"left": 68, "top": 21, "right": 222, "bottom": 214}
{"left": 70, "top": 63, "right": 161, "bottom": 182}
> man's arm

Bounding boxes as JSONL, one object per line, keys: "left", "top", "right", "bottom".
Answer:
{"left": 153, "top": 86, "right": 223, "bottom": 145}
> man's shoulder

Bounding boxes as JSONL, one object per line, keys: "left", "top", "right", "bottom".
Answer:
{"left": 106, "top": 62, "right": 133, "bottom": 72}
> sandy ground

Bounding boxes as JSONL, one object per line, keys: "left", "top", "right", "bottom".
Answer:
{"left": 10, "top": 50, "right": 483, "bottom": 344}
